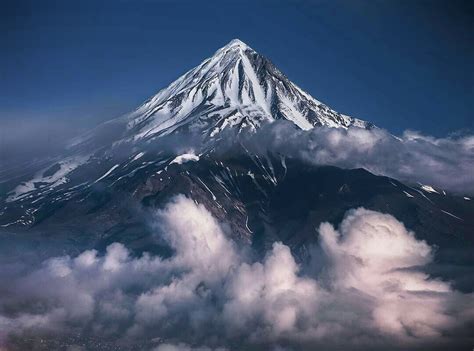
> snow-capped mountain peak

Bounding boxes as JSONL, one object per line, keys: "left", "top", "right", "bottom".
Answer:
{"left": 125, "top": 39, "right": 370, "bottom": 141}
{"left": 216, "top": 38, "right": 250, "bottom": 54}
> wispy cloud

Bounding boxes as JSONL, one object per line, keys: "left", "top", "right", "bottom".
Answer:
{"left": 241, "top": 121, "right": 474, "bottom": 195}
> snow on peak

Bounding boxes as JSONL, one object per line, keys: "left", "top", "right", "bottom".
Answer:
{"left": 212, "top": 39, "right": 253, "bottom": 59}
{"left": 224, "top": 38, "right": 249, "bottom": 49}
{"left": 125, "top": 39, "right": 370, "bottom": 141}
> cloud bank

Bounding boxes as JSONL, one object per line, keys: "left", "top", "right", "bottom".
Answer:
{"left": 1, "top": 196, "right": 473, "bottom": 350}
{"left": 241, "top": 121, "right": 474, "bottom": 195}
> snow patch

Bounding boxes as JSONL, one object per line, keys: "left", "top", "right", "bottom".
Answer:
{"left": 7, "top": 156, "right": 89, "bottom": 202}
{"left": 131, "top": 152, "right": 145, "bottom": 162}
{"left": 93, "top": 164, "right": 120, "bottom": 184}
{"left": 420, "top": 184, "right": 439, "bottom": 194}
{"left": 170, "top": 153, "right": 200, "bottom": 165}
{"left": 441, "top": 210, "right": 463, "bottom": 221}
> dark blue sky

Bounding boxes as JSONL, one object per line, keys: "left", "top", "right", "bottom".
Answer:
{"left": 1, "top": 0, "right": 473, "bottom": 139}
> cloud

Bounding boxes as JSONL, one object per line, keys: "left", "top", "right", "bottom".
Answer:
{"left": 240, "top": 121, "right": 474, "bottom": 195}
{"left": 0, "top": 196, "right": 473, "bottom": 350}
{"left": 221, "top": 242, "right": 321, "bottom": 340}
{"left": 0, "top": 118, "right": 81, "bottom": 167}
{"left": 318, "top": 208, "right": 470, "bottom": 340}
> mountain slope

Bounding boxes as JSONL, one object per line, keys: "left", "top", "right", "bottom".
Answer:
{"left": 1, "top": 39, "right": 372, "bottom": 214}
{"left": 1, "top": 149, "right": 473, "bottom": 291}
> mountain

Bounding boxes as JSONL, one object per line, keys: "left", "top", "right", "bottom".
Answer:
{"left": 1, "top": 38, "right": 372, "bottom": 224}
{"left": 0, "top": 39, "right": 472, "bottom": 271}
{"left": 1, "top": 39, "right": 474, "bottom": 351}
{"left": 70, "top": 39, "right": 370, "bottom": 150}
{"left": 124, "top": 39, "right": 370, "bottom": 140}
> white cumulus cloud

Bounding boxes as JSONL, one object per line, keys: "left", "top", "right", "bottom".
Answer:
{"left": 0, "top": 196, "right": 473, "bottom": 350}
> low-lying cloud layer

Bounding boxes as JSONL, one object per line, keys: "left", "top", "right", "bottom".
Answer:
{"left": 242, "top": 122, "right": 474, "bottom": 195}
{"left": 1, "top": 196, "right": 473, "bottom": 350}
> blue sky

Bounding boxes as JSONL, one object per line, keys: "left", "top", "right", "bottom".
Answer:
{"left": 1, "top": 0, "right": 472, "bottom": 138}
